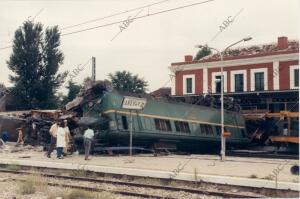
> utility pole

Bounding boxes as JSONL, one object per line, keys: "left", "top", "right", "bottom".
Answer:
{"left": 195, "top": 36, "right": 252, "bottom": 161}
{"left": 92, "top": 57, "right": 96, "bottom": 81}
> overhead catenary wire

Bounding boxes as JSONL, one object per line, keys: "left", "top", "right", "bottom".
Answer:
{"left": 61, "top": 0, "right": 171, "bottom": 30}
{"left": 61, "top": 0, "right": 214, "bottom": 36}
{"left": 0, "top": 0, "right": 214, "bottom": 51}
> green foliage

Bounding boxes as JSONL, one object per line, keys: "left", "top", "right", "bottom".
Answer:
{"left": 249, "top": 174, "right": 258, "bottom": 178}
{"left": 7, "top": 20, "right": 67, "bottom": 110}
{"left": 17, "top": 176, "right": 37, "bottom": 195}
{"left": 17, "top": 174, "right": 48, "bottom": 195}
{"left": 48, "top": 189, "right": 115, "bottom": 199}
{"left": 194, "top": 45, "right": 212, "bottom": 61}
{"left": 71, "top": 168, "right": 87, "bottom": 177}
{"left": 83, "top": 76, "right": 93, "bottom": 86}
{"left": 108, "top": 70, "right": 148, "bottom": 93}
{"left": 63, "top": 80, "right": 81, "bottom": 104}
{"left": 6, "top": 163, "right": 21, "bottom": 171}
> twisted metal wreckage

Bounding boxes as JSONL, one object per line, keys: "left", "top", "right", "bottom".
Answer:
{"left": 0, "top": 80, "right": 243, "bottom": 153}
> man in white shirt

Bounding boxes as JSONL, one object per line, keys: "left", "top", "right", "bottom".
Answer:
{"left": 83, "top": 126, "right": 94, "bottom": 160}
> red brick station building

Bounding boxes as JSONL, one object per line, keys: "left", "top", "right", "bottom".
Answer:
{"left": 170, "top": 36, "right": 299, "bottom": 113}
{"left": 169, "top": 36, "right": 299, "bottom": 144}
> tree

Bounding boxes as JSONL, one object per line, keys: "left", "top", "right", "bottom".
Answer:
{"left": 7, "top": 20, "right": 67, "bottom": 110}
{"left": 63, "top": 80, "right": 81, "bottom": 103}
{"left": 108, "top": 70, "right": 148, "bottom": 93}
{"left": 194, "top": 45, "right": 212, "bottom": 61}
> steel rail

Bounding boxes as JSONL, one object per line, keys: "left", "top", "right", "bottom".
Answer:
{"left": 13, "top": 178, "right": 175, "bottom": 199}
{"left": 0, "top": 168, "right": 262, "bottom": 198}
{"left": 227, "top": 151, "right": 299, "bottom": 160}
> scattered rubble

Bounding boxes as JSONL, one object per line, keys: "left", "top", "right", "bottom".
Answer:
{"left": 200, "top": 40, "right": 299, "bottom": 61}
{"left": 1, "top": 80, "right": 241, "bottom": 153}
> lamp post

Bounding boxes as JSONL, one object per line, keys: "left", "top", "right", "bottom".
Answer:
{"left": 195, "top": 37, "right": 252, "bottom": 161}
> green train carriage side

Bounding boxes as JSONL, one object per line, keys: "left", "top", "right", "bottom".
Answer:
{"left": 79, "top": 90, "right": 250, "bottom": 153}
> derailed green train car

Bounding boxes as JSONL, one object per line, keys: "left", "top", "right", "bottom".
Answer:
{"left": 76, "top": 89, "right": 250, "bottom": 153}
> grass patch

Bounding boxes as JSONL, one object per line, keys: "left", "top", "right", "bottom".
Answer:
{"left": 6, "top": 163, "right": 21, "bottom": 171}
{"left": 249, "top": 174, "right": 258, "bottom": 178}
{"left": 70, "top": 168, "right": 87, "bottom": 177}
{"left": 17, "top": 174, "right": 48, "bottom": 195}
{"left": 262, "top": 175, "right": 274, "bottom": 180}
{"left": 168, "top": 180, "right": 178, "bottom": 187}
{"left": 48, "top": 188, "right": 116, "bottom": 199}
{"left": 134, "top": 177, "right": 162, "bottom": 185}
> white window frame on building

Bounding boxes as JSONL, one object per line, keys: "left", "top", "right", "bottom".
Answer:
{"left": 250, "top": 68, "right": 268, "bottom": 91}
{"left": 273, "top": 61, "right": 280, "bottom": 90}
{"left": 211, "top": 72, "right": 227, "bottom": 93}
{"left": 230, "top": 70, "right": 247, "bottom": 92}
{"left": 170, "top": 74, "right": 176, "bottom": 95}
{"left": 290, "top": 65, "right": 299, "bottom": 89}
{"left": 183, "top": 74, "right": 195, "bottom": 94}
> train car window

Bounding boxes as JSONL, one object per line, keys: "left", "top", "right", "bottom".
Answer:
{"left": 121, "top": 116, "right": 128, "bottom": 130}
{"left": 143, "top": 117, "right": 149, "bottom": 130}
{"left": 154, "top": 119, "right": 172, "bottom": 132}
{"left": 200, "top": 124, "right": 213, "bottom": 135}
{"left": 241, "top": 129, "right": 246, "bottom": 138}
{"left": 215, "top": 126, "right": 221, "bottom": 136}
{"left": 174, "top": 121, "right": 190, "bottom": 133}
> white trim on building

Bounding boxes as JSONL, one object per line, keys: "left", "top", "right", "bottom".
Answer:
{"left": 171, "top": 53, "right": 298, "bottom": 72}
{"left": 230, "top": 70, "right": 247, "bottom": 92}
{"left": 183, "top": 74, "right": 195, "bottom": 94}
{"left": 211, "top": 72, "right": 227, "bottom": 93}
{"left": 273, "top": 61, "right": 280, "bottom": 90}
{"left": 203, "top": 68, "right": 208, "bottom": 94}
{"left": 290, "top": 65, "right": 299, "bottom": 89}
{"left": 250, "top": 68, "right": 268, "bottom": 91}
{"left": 170, "top": 74, "right": 176, "bottom": 95}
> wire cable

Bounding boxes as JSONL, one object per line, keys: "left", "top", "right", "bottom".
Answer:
{"left": 0, "top": 0, "right": 213, "bottom": 51}
{"left": 61, "top": 0, "right": 171, "bottom": 30}
{"left": 61, "top": 0, "right": 214, "bottom": 36}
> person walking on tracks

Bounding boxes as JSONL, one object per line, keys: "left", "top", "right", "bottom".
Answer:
{"left": 83, "top": 126, "right": 94, "bottom": 160}
{"left": 47, "top": 120, "right": 58, "bottom": 158}
{"left": 56, "top": 121, "right": 66, "bottom": 159}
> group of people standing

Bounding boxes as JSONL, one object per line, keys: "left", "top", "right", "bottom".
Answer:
{"left": 47, "top": 119, "right": 94, "bottom": 160}
{"left": 47, "top": 120, "right": 71, "bottom": 159}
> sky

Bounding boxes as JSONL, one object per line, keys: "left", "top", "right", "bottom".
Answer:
{"left": 0, "top": 0, "right": 299, "bottom": 93}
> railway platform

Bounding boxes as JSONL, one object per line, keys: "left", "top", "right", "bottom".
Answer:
{"left": 0, "top": 143, "right": 299, "bottom": 192}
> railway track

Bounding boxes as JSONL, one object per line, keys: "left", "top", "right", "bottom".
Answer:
{"left": 0, "top": 168, "right": 262, "bottom": 198}
{"left": 227, "top": 151, "right": 299, "bottom": 160}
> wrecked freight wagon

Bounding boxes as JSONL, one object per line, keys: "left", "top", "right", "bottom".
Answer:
{"left": 0, "top": 109, "right": 63, "bottom": 146}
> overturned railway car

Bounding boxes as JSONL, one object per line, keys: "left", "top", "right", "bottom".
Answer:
{"left": 71, "top": 84, "right": 250, "bottom": 153}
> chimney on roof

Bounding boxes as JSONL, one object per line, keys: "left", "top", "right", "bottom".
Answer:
{"left": 277, "top": 36, "right": 288, "bottom": 50}
{"left": 185, "top": 55, "right": 193, "bottom": 62}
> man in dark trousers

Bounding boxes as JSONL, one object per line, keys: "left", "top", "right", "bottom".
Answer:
{"left": 47, "top": 120, "right": 58, "bottom": 158}
{"left": 83, "top": 125, "right": 94, "bottom": 160}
